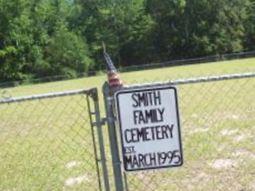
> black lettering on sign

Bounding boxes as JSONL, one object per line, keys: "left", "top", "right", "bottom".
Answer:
{"left": 124, "top": 124, "right": 174, "bottom": 143}
{"left": 124, "top": 146, "right": 136, "bottom": 154}
{"left": 133, "top": 108, "right": 165, "bottom": 125}
{"left": 132, "top": 91, "right": 162, "bottom": 108}
{"left": 124, "top": 150, "right": 181, "bottom": 169}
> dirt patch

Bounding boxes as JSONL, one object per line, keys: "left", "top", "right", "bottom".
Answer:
{"left": 64, "top": 174, "right": 89, "bottom": 187}
{"left": 231, "top": 114, "right": 239, "bottom": 120}
{"left": 191, "top": 128, "right": 209, "bottom": 134}
{"left": 65, "top": 160, "right": 82, "bottom": 169}
{"left": 191, "top": 114, "right": 198, "bottom": 118}
{"left": 232, "top": 149, "right": 255, "bottom": 159}
{"left": 209, "top": 159, "right": 238, "bottom": 169}
{"left": 233, "top": 134, "right": 246, "bottom": 142}
{"left": 192, "top": 172, "right": 210, "bottom": 183}
{"left": 217, "top": 144, "right": 227, "bottom": 152}
{"left": 218, "top": 112, "right": 242, "bottom": 120}
{"left": 249, "top": 181, "right": 255, "bottom": 191}
{"left": 220, "top": 129, "right": 238, "bottom": 136}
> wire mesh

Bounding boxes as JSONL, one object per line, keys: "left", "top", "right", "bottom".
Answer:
{"left": 0, "top": 90, "right": 101, "bottom": 191}
{"left": 121, "top": 74, "right": 255, "bottom": 191}
{"left": 1, "top": 71, "right": 255, "bottom": 191}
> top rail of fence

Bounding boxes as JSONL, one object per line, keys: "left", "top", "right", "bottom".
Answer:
{"left": 1, "top": 72, "right": 255, "bottom": 105}
{"left": 123, "top": 72, "right": 255, "bottom": 89}
{"left": 0, "top": 88, "right": 95, "bottom": 104}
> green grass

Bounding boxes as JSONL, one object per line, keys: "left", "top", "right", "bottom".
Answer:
{"left": 0, "top": 58, "right": 255, "bottom": 191}
{"left": 2, "top": 57, "right": 255, "bottom": 97}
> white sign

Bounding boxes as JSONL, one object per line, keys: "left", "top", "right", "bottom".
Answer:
{"left": 115, "top": 85, "right": 183, "bottom": 171}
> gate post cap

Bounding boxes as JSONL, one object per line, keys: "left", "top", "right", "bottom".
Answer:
{"left": 103, "top": 43, "right": 123, "bottom": 90}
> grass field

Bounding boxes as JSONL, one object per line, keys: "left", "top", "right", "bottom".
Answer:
{"left": 0, "top": 58, "right": 255, "bottom": 191}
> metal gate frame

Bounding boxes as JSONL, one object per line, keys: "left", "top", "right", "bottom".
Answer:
{"left": 0, "top": 87, "right": 110, "bottom": 191}
{"left": 86, "top": 88, "right": 110, "bottom": 191}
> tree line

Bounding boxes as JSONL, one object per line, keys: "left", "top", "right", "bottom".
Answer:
{"left": 0, "top": 0, "right": 254, "bottom": 82}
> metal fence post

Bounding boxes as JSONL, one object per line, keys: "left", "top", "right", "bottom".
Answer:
{"left": 103, "top": 82, "right": 124, "bottom": 191}
{"left": 88, "top": 88, "right": 111, "bottom": 191}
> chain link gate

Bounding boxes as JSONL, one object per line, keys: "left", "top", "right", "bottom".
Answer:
{"left": 86, "top": 88, "right": 110, "bottom": 191}
{"left": 0, "top": 88, "right": 108, "bottom": 191}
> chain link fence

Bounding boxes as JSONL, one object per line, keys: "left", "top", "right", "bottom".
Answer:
{"left": 1, "top": 71, "right": 255, "bottom": 191}
{"left": 0, "top": 89, "right": 105, "bottom": 191}
{"left": 122, "top": 73, "right": 255, "bottom": 191}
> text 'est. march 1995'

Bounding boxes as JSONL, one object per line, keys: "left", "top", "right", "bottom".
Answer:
{"left": 115, "top": 85, "right": 183, "bottom": 171}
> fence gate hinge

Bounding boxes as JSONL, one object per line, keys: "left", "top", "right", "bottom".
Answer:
{"left": 88, "top": 88, "right": 98, "bottom": 101}
{"left": 92, "top": 116, "right": 117, "bottom": 127}
{"left": 92, "top": 117, "right": 107, "bottom": 127}
{"left": 100, "top": 117, "right": 107, "bottom": 126}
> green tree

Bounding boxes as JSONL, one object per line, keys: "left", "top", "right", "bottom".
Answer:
{"left": 73, "top": 0, "right": 154, "bottom": 68}
{"left": 245, "top": 0, "right": 255, "bottom": 50}
{"left": 145, "top": 0, "right": 250, "bottom": 60}
{"left": 0, "top": 0, "right": 93, "bottom": 82}
{"left": 0, "top": 0, "right": 254, "bottom": 82}
{"left": 45, "top": 22, "right": 92, "bottom": 78}
{"left": 145, "top": 0, "right": 186, "bottom": 60}
{"left": 29, "top": 0, "right": 93, "bottom": 78}
{"left": 0, "top": 0, "right": 33, "bottom": 81}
